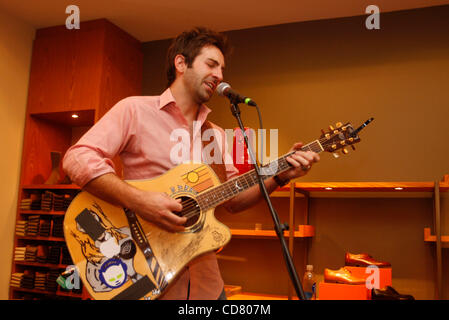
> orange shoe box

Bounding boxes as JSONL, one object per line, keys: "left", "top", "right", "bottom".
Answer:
{"left": 345, "top": 266, "right": 392, "bottom": 289}
{"left": 318, "top": 282, "right": 370, "bottom": 300}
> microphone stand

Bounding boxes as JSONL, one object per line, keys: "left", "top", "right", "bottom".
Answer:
{"left": 229, "top": 101, "right": 306, "bottom": 300}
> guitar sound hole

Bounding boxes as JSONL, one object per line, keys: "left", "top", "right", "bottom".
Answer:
{"left": 176, "top": 196, "right": 201, "bottom": 228}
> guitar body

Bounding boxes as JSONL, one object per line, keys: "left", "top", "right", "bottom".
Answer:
{"left": 64, "top": 162, "right": 231, "bottom": 300}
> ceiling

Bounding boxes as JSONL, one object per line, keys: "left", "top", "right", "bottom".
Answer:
{"left": 1, "top": 0, "right": 449, "bottom": 42}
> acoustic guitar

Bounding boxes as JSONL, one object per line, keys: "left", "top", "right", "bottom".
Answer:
{"left": 63, "top": 119, "right": 372, "bottom": 300}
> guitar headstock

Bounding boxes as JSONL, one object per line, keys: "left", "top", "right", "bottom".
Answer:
{"left": 319, "top": 122, "right": 362, "bottom": 157}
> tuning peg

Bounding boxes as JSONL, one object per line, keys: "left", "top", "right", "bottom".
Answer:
{"left": 332, "top": 152, "right": 340, "bottom": 158}
{"left": 342, "top": 148, "right": 349, "bottom": 154}
{"left": 351, "top": 145, "right": 356, "bottom": 151}
{"left": 329, "top": 125, "right": 334, "bottom": 131}
{"left": 336, "top": 122, "right": 342, "bottom": 128}
{"left": 340, "top": 141, "right": 346, "bottom": 146}
{"left": 331, "top": 144, "right": 337, "bottom": 150}
{"left": 321, "top": 129, "right": 331, "bottom": 139}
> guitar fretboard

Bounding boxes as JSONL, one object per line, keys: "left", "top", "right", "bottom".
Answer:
{"left": 196, "top": 140, "right": 324, "bottom": 210}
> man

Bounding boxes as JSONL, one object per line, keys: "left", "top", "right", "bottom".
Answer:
{"left": 63, "top": 27, "right": 319, "bottom": 300}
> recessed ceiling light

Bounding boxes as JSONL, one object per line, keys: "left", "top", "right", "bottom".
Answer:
{"left": 394, "top": 187, "right": 403, "bottom": 190}
{"left": 324, "top": 187, "right": 333, "bottom": 190}
{"left": 71, "top": 114, "right": 79, "bottom": 119}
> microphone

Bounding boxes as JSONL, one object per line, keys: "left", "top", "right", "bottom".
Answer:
{"left": 217, "top": 82, "right": 257, "bottom": 106}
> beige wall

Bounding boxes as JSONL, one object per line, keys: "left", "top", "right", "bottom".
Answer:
{"left": 0, "top": 9, "right": 35, "bottom": 299}
{"left": 143, "top": 6, "right": 449, "bottom": 183}
{"left": 143, "top": 6, "right": 449, "bottom": 299}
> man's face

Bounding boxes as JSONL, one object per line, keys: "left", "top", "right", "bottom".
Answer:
{"left": 182, "top": 45, "right": 225, "bottom": 104}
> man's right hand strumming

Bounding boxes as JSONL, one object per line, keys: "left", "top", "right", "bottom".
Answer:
{"left": 84, "top": 173, "right": 187, "bottom": 233}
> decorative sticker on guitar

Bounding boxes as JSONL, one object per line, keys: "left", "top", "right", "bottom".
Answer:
{"left": 99, "top": 259, "right": 128, "bottom": 289}
{"left": 70, "top": 203, "right": 144, "bottom": 293}
{"left": 182, "top": 165, "right": 214, "bottom": 193}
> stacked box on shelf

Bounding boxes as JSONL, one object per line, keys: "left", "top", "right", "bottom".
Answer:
{"left": 14, "top": 247, "right": 26, "bottom": 262}
{"left": 39, "top": 217, "right": 51, "bottom": 237}
{"left": 20, "top": 194, "right": 41, "bottom": 210}
{"left": 41, "top": 191, "right": 53, "bottom": 211}
{"left": 36, "top": 245, "right": 49, "bottom": 264}
{"left": 46, "top": 270, "right": 60, "bottom": 292}
{"left": 25, "top": 245, "right": 38, "bottom": 262}
{"left": 15, "top": 220, "right": 27, "bottom": 236}
{"left": 52, "top": 216, "right": 64, "bottom": 238}
{"left": 26, "top": 215, "right": 40, "bottom": 236}
{"left": 10, "top": 273, "right": 23, "bottom": 288}
{"left": 35, "top": 272, "right": 47, "bottom": 290}
{"left": 21, "top": 270, "right": 35, "bottom": 290}
{"left": 61, "top": 245, "right": 73, "bottom": 265}
{"left": 47, "top": 246, "right": 61, "bottom": 265}
{"left": 54, "top": 194, "right": 73, "bottom": 211}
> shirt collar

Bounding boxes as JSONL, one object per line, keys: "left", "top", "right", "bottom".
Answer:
{"left": 159, "top": 88, "right": 212, "bottom": 121}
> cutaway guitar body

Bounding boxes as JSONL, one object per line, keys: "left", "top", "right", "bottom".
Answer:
{"left": 64, "top": 163, "right": 231, "bottom": 300}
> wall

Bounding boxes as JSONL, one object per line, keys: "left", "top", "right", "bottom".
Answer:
{"left": 142, "top": 5, "right": 449, "bottom": 299}
{"left": 0, "top": 9, "right": 35, "bottom": 299}
{"left": 143, "top": 5, "right": 449, "bottom": 183}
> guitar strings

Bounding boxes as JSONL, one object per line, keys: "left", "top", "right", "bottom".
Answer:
{"left": 175, "top": 135, "right": 348, "bottom": 220}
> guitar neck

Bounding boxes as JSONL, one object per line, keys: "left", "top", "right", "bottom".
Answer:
{"left": 196, "top": 139, "right": 324, "bottom": 210}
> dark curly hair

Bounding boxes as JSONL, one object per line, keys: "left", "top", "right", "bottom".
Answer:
{"left": 165, "top": 27, "right": 230, "bottom": 87}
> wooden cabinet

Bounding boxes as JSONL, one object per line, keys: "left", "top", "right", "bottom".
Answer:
{"left": 27, "top": 19, "right": 142, "bottom": 117}
{"left": 21, "top": 19, "right": 142, "bottom": 186}
{"left": 10, "top": 19, "right": 142, "bottom": 300}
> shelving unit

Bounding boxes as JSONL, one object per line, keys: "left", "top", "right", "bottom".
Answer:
{"left": 9, "top": 19, "right": 142, "bottom": 300}
{"left": 271, "top": 175, "right": 448, "bottom": 300}
{"left": 230, "top": 225, "right": 315, "bottom": 239}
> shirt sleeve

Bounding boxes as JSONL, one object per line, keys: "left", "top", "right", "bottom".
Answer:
{"left": 62, "top": 97, "right": 137, "bottom": 188}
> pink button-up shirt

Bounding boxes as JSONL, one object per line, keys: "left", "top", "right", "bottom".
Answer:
{"left": 63, "top": 88, "right": 239, "bottom": 299}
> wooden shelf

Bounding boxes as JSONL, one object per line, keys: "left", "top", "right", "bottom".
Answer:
{"left": 231, "top": 225, "right": 314, "bottom": 239}
{"left": 31, "top": 109, "right": 95, "bottom": 127}
{"left": 273, "top": 175, "right": 449, "bottom": 198}
{"left": 16, "top": 235, "right": 65, "bottom": 242}
{"left": 11, "top": 287, "right": 82, "bottom": 299}
{"left": 228, "top": 291, "right": 298, "bottom": 300}
{"left": 424, "top": 228, "right": 449, "bottom": 248}
{"left": 14, "top": 261, "right": 71, "bottom": 269}
{"left": 19, "top": 210, "right": 66, "bottom": 216}
{"left": 22, "top": 184, "right": 80, "bottom": 190}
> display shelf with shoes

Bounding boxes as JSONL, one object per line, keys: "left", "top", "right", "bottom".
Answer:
{"left": 268, "top": 175, "right": 448, "bottom": 300}
{"left": 319, "top": 266, "right": 370, "bottom": 300}
{"left": 317, "top": 251, "right": 396, "bottom": 300}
